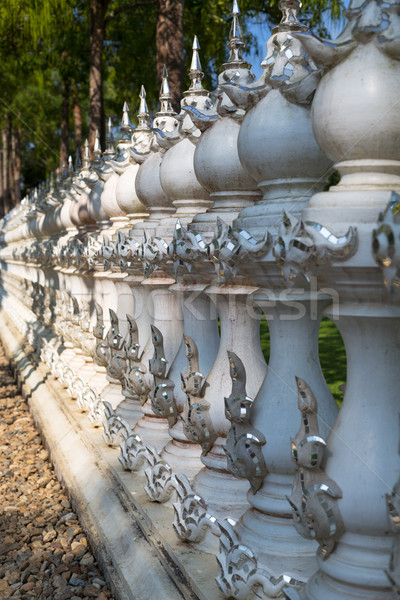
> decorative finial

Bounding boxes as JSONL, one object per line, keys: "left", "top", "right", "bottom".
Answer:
{"left": 61, "top": 161, "right": 67, "bottom": 179}
{"left": 273, "top": 0, "right": 306, "bottom": 33}
{"left": 49, "top": 172, "right": 55, "bottom": 193}
{"left": 157, "top": 66, "right": 176, "bottom": 117}
{"left": 104, "top": 117, "right": 115, "bottom": 155}
{"left": 120, "top": 100, "right": 132, "bottom": 140}
{"left": 68, "top": 155, "right": 74, "bottom": 176}
{"left": 137, "top": 85, "right": 151, "bottom": 130}
{"left": 93, "top": 129, "right": 102, "bottom": 158}
{"left": 82, "top": 139, "right": 90, "bottom": 169}
{"left": 222, "top": 0, "right": 250, "bottom": 70}
{"left": 187, "top": 35, "right": 206, "bottom": 93}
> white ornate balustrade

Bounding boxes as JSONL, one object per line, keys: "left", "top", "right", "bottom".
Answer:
{"left": 0, "top": 1, "right": 399, "bottom": 598}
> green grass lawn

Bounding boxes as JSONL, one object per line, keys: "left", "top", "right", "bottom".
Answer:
{"left": 259, "top": 315, "right": 347, "bottom": 405}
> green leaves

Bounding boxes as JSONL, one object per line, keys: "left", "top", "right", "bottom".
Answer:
{"left": 0, "top": 0, "right": 345, "bottom": 195}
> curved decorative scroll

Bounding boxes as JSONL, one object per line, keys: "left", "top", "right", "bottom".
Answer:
{"left": 149, "top": 325, "right": 177, "bottom": 426}
{"left": 93, "top": 301, "right": 105, "bottom": 339}
{"left": 98, "top": 236, "right": 117, "bottom": 270}
{"left": 107, "top": 308, "right": 124, "bottom": 352}
{"left": 76, "top": 383, "right": 96, "bottom": 412}
{"left": 287, "top": 377, "right": 344, "bottom": 559}
{"left": 294, "top": 0, "right": 400, "bottom": 68}
{"left": 209, "top": 217, "right": 271, "bottom": 283}
{"left": 373, "top": 192, "right": 400, "bottom": 296}
{"left": 116, "top": 231, "right": 140, "bottom": 272}
{"left": 119, "top": 431, "right": 160, "bottom": 471}
{"left": 216, "top": 518, "right": 305, "bottom": 599}
{"left": 224, "top": 351, "right": 267, "bottom": 493}
{"left": 144, "top": 462, "right": 177, "bottom": 503}
{"left": 102, "top": 401, "right": 131, "bottom": 447}
{"left": 180, "top": 335, "right": 217, "bottom": 454}
{"left": 108, "top": 350, "right": 126, "bottom": 381}
{"left": 124, "top": 314, "right": 141, "bottom": 362}
{"left": 119, "top": 430, "right": 178, "bottom": 503}
{"left": 273, "top": 211, "right": 358, "bottom": 283}
{"left": 173, "top": 473, "right": 221, "bottom": 542}
{"left": 88, "top": 396, "right": 106, "bottom": 427}
{"left": 168, "top": 220, "right": 208, "bottom": 275}
{"left": 93, "top": 303, "right": 108, "bottom": 368}
{"left": 138, "top": 233, "right": 169, "bottom": 277}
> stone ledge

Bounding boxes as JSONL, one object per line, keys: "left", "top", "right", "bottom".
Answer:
{"left": 0, "top": 307, "right": 220, "bottom": 600}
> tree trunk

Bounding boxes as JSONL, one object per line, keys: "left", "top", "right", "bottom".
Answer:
{"left": 60, "top": 78, "right": 70, "bottom": 172}
{"left": 89, "top": 0, "right": 109, "bottom": 151}
{"left": 156, "top": 0, "right": 184, "bottom": 111}
{"left": 71, "top": 79, "right": 83, "bottom": 160}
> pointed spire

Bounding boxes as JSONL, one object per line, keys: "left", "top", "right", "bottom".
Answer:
{"left": 93, "top": 129, "right": 102, "bottom": 158}
{"left": 82, "top": 139, "right": 90, "bottom": 169}
{"left": 222, "top": 0, "right": 250, "bottom": 70}
{"left": 157, "top": 66, "right": 176, "bottom": 117}
{"left": 49, "top": 172, "right": 55, "bottom": 193}
{"left": 61, "top": 161, "right": 68, "bottom": 180}
{"left": 231, "top": 0, "right": 241, "bottom": 37}
{"left": 136, "top": 85, "right": 151, "bottom": 130}
{"left": 120, "top": 100, "right": 132, "bottom": 140}
{"left": 190, "top": 36, "right": 202, "bottom": 73}
{"left": 104, "top": 116, "right": 115, "bottom": 155}
{"left": 186, "top": 35, "right": 206, "bottom": 94}
{"left": 68, "top": 155, "right": 74, "bottom": 176}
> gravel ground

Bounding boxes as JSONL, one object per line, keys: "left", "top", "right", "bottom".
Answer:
{"left": 0, "top": 345, "right": 116, "bottom": 600}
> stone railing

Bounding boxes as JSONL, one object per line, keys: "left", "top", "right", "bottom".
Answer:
{"left": 0, "top": 1, "right": 399, "bottom": 598}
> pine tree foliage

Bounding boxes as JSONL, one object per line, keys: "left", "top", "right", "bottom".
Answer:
{"left": 0, "top": 0, "right": 345, "bottom": 208}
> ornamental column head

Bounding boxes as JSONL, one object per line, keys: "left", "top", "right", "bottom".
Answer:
{"left": 120, "top": 101, "right": 133, "bottom": 143}
{"left": 158, "top": 67, "right": 175, "bottom": 117}
{"left": 137, "top": 85, "right": 151, "bottom": 130}
{"left": 188, "top": 0, "right": 260, "bottom": 233}
{"left": 93, "top": 129, "right": 102, "bottom": 164}
{"left": 130, "top": 86, "right": 155, "bottom": 160}
{"left": 157, "top": 43, "right": 212, "bottom": 234}
{"left": 222, "top": 0, "right": 251, "bottom": 71}
{"left": 104, "top": 117, "right": 115, "bottom": 157}
{"left": 134, "top": 81, "right": 172, "bottom": 227}
{"left": 68, "top": 155, "right": 74, "bottom": 178}
{"left": 179, "top": 36, "right": 213, "bottom": 143}
{"left": 223, "top": 0, "right": 331, "bottom": 234}
{"left": 294, "top": 0, "right": 400, "bottom": 198}
{"left": 82, "top": 139, "right": 91, "bottom": 171}
{"left": 153, "top": 68, "right": 180, "bottom": 150}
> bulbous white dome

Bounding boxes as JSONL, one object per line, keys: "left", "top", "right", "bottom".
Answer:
{"left": 238, "top": 89, "right": 331, "bottom": 191}
{"left": 116, "top": 163, "right": 147, "bottom": 216}
{"left": 194, "top": 117, "right": 258, "bottom": 194}
{"left": 161, "top": 137, "right": 209, "bottom": 203}
{"left": 312, "top": 43, "right": 400, "bottom": 164}
{"left": 135, "top": 151, "right": 169, "bottom": 208}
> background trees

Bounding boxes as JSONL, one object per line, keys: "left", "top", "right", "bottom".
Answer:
{"left": 0, "top": 0, "right": 344, "bottom": 216}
